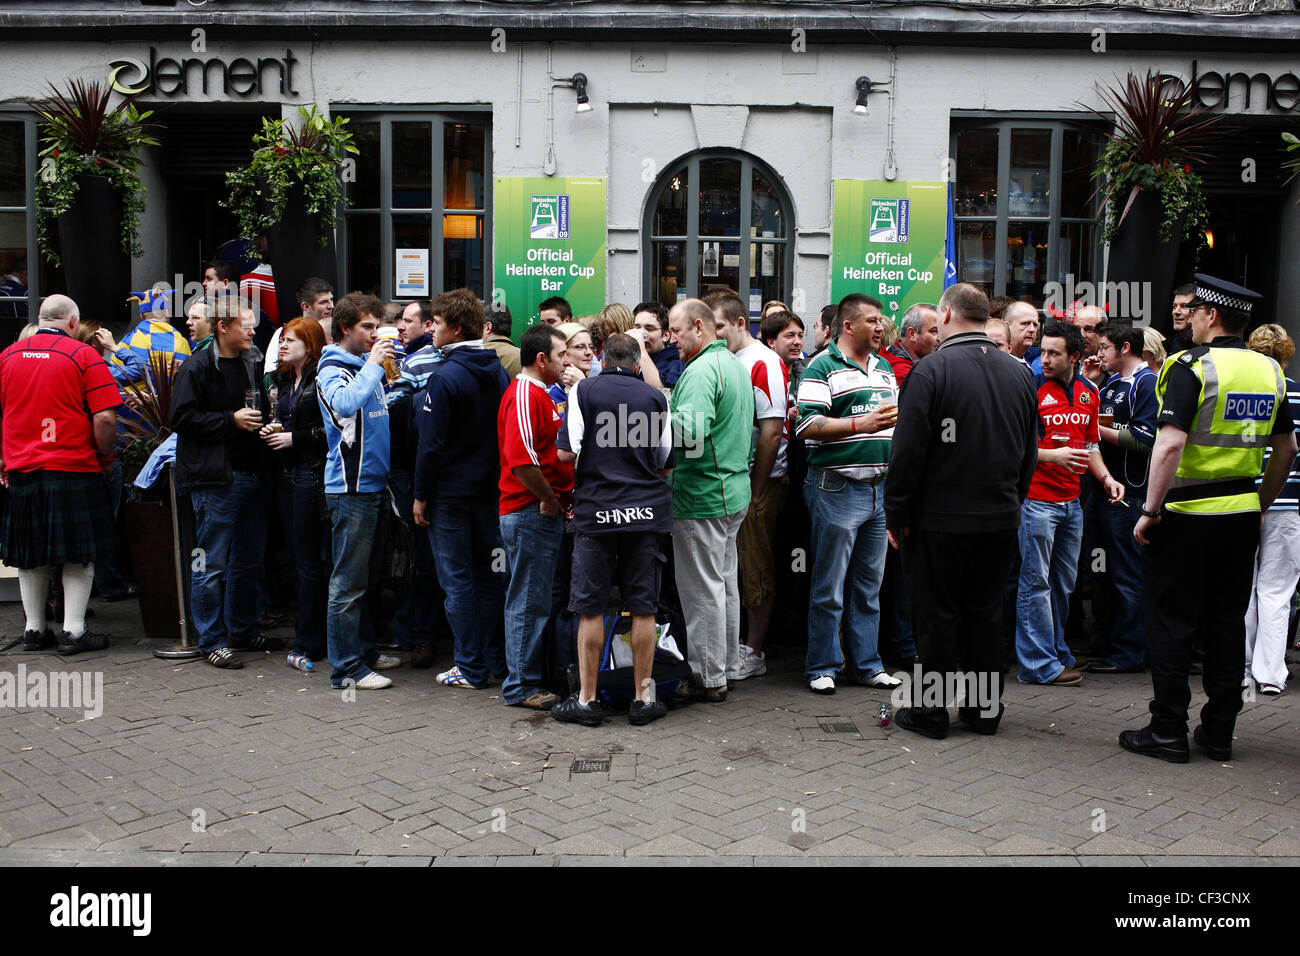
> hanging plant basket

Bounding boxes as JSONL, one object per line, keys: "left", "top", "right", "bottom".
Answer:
{"left": 224, "top": 105, "right": 355, "bottom": 316}
{"left": 29, "top": 80, "right": 157, "bottom": 327}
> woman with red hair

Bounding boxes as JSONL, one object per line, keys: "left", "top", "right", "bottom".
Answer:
{"left": 260, "top": 317, "right": 330, "bottom": 671}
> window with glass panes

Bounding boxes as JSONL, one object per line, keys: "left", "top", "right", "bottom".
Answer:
{"left": 338, "top": 111, "right": 490, "bottom": 301}
{"left": 951, "top": 118, "right": 1105, "bottom": 309}
{"left": 643, "top": 151, "right": 793, "bottom": 316}
{"left": 0, "top": 117, "right": 65, "bottom": 342}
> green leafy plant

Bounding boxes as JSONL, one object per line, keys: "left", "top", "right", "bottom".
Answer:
{"left": 1088, "top": 70, "right": 1220, "bottom": 246}
{"left": 223, "top": 104, "right": 358, "bottom": 246}
{"left": 29, "top": 79, "right": 159, "bottom": 265}
{"left": 117, "top": 351, "right": 180, "bottom": 491}
{"left": 1284, "top": 131, "right": 1299, "bottom": 188}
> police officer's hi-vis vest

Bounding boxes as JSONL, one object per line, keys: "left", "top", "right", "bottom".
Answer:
{"left": 1156, "top": 345, "right": 1287, "bottom": 515}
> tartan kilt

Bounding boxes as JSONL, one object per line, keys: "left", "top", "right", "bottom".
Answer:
{"left": 0, "top": 470, "right": 114, "bottom": 570}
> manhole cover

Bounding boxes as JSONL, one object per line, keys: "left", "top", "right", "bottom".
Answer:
{"left": 818, "top": 720, "right": 859, "bottom": 735}
{"left": 571, "top": 758, "right": 611, "bottom": 773}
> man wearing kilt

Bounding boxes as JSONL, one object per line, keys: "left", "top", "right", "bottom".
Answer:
{"left": 0, "top": 295, "right": 118, "bottom": 653}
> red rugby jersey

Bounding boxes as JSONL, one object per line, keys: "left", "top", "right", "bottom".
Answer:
{"left": 498, "top": 374, "right": 574, "bottom": 516}
{"left": 1028, "top": 373, "right": 1100, "bottom": 503}
{"left": 0, "top": 329, "right": 119, "bottom": 472}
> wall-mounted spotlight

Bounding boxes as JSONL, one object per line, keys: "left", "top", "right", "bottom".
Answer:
{"left": 572, "top": 73, "right": 593, "bottom": 114}
{"left": 853, "top": 76, "right": 874, "bottom": 116}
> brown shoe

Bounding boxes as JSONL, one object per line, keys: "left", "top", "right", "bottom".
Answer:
{"left": 1051, "top": 668, "right": 1083, "bottom": 686}
{"left": 519, "top": 691, "right": 560, "bottom": 710}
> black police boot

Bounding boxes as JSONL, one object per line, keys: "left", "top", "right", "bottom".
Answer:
{"left": 1118, "top": 725, "right": 1189, "bottom": 764}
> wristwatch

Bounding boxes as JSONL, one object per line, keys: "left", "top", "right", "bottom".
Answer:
{"left": 1138, "top": 503, "right": 1161, "bottom": 518}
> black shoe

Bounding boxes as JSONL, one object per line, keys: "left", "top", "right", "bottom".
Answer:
{"left": 1118, "top": 726, "right": 1189, "bottom": 764}
{"left": 234, "top": 634, "right": 284, "bottom": 652}
{"left": 101, "top": 584, "right": 138, "bottom": 603}
{"left": 22, "top": 629, "right": 54, "bottom": 651}
{"left": 411, "top": 644, "right": 434, "bottom": 669}
{"left": 205, "top": 647, "right": 244, "bottom": 669}
{"left": 958, "top": 703, "right": 1005, "bottom": 735}
{"left": 1088, "top": 662, "right": 1122, "bottom": 674}
{"left": 894, "top": 706, "right": 950, "bottom": 740}
{"left": 1193, "top": 725, "right": 1232, "bottom": 761}
{"left": 628, "top": 698, "right": 667, "bottom": 726}
{"left": 56, "top": 629, "right": 108, "bottom": 655}
{"left": 550, "top": 693, "right": 605, "bottom": 727}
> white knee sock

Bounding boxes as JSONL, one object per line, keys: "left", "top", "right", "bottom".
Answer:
{"left": 62, "top": 563, "right": 95, "bottom": 637}
{"left": 17, "top": 567, "right": 50, "bottom": 633}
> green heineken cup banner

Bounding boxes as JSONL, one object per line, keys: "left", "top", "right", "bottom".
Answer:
{"left": 831, "top": 180, "right": 947, "bottom": 321}
{"left": 493, "top": 177, "right": 607, "bottom": 338}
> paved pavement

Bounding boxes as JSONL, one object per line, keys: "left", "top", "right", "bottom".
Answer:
{"left": 2, "top": 597, "right": 1300, "bottom": 867}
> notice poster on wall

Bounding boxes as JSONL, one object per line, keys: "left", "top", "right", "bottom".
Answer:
{"left": 831, "top": 180, "right": 947, "bottom": 322}
{"left": 396, "top": 248, "right": 429, "bottom": 297}
{"left": 493, "top": 177, "right": 607, "bottom": 338}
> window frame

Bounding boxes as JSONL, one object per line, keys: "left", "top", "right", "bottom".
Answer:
{"left": 0, "top": 114, "right": 44, "bottom": 322}
{"left": 641, "top": 148, "right": 795, "bottom": 310}
{"left": 950, "top": 115, "right": 1107, "bottom": 304}
{"left": 336, "top": 107, "right": 491, "bottom": 302}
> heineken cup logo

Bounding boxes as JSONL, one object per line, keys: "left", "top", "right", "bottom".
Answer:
{"left": 869, "top": 198, "right": 909, "bottom": 243}
{"left": 530, "top": 195, "right": 571, "bottom": 240}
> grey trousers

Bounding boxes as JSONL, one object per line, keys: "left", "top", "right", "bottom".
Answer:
{"left": 673, "top": 508, "right": 747, "bottom": 689}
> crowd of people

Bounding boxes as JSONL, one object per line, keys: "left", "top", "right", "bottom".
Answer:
{"left": 0, "top": 264, "right": 1295, "bottom": 757}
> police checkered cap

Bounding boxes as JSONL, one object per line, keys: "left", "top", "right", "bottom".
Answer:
{"left": 1189, "top": 273, "right": 1262, "bottom": 315}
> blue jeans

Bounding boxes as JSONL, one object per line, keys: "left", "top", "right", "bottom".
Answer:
{"left": 1091, "top": 497, "right": 1147, "bottom": 671}
{"left": 191, "top": 471, "right": 271, "bottom": 653}
{"left": 500, "top": 504, "right": 564, "bottom": 704}
{"left": 280, "top": 467, "right": 330, "bottom": 660}
{"left": 804, "top": 468, "right": 888, "bottom": 681}
{"left": 430, "top": 498, "right": 505, "bottom": 687}
{"left": 326, "top": 492, "right": 384, "bottom": 687}
{"left": 1015, "top": 497, "right": 1082, "bottom": 683}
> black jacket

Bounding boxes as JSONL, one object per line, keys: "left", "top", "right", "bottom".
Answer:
{"left": 414, "top": 344, "right": 509, "bottom": 502}
{"left": 169, "top": 344, "right": 268, "bottom": 492}
{"left": 884, "top": 331, "right": 1038, "bottom": 534}
{"left": 271, "top": 359, "right": 327, "bottom": 471}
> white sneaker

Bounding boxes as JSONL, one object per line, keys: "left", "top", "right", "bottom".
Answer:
{"left": 809, "top": 675, "right": 836, "bottom": 695}
{"left": 354, "top": 671, "right": 393, "bottom": 690}
{"left": 865, "top": 671, "right": 902, "bottom": 689}
{"left": 373, "top": 654, "right": 402, "bottom": 671}
{"left": 736, "top": 646, "right": 766, "bottom": 679}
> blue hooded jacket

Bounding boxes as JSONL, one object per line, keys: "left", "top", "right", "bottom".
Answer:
{"left": 414, "top": 344, "right": 509, "bottom": 502}
{"left": 317, "top": 344, "right": 391, "bottom": 494}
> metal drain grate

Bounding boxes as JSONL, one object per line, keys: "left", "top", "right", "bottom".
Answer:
{"left": 818, "top": 720, "right": 859, "bottom": 735}
{"left": 571, "top": 758, "right": 611, "bottom": 774}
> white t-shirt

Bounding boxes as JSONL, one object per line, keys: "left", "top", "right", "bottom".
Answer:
{"left": 735, "top": 340, "right": 789, "bottom": 479}
{"left": 264, "top": 326, "right": 282, "bottom": 376}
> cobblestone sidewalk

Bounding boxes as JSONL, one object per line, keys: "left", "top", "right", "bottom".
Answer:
{"left": 2, "top": 598, "right": 1299, "bottom": 866}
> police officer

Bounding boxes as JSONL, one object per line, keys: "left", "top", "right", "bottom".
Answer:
{"left": 1123, "top": 275, "right": 1298, "bottom": 763}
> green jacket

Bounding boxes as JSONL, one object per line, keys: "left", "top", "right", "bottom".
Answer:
{"left": 669, "top": 338, "right": 755, "bottom": 519}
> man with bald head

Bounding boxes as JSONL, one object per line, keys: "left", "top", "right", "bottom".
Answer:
{"left": 0, "top": 294, "right": 118, "bottom": 654}
{"left": 1072, "top": 304, "right": 1108, "bottom": 385}
{"left": 1005, "top": 302, "right": 1039, "bottom": 372}
{"left": 666, "top": 298, "right": 754, "bottom": 701}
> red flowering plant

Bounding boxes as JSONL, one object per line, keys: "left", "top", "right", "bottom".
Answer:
{"left": 28, "top": 79, "right": 159, "bottom": 265}
{"left": 223, "top": 104, "right": 358, "bottom": 246}
{"left": 1087, "top": 70, "right": 1219, "bottom": 246}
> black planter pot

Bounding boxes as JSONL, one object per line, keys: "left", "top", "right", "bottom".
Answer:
{"left": 265, "top": 184, "right": 338, "bottom": 322}
{"left": 121, "top": 494, "right": 181, "bottom": 641}
{"left": 1105, "top": 187, "right": 1185, "bottom": 332}
{"left": 54, "top": 173, "right": 132, "bottom": 329}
